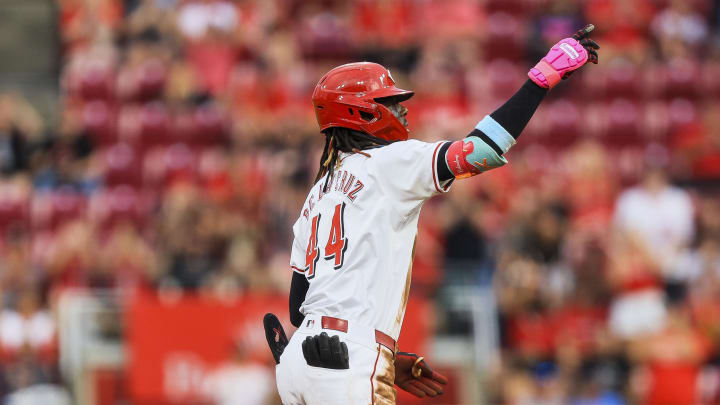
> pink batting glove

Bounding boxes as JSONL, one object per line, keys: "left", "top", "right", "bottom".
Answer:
{"left": 528, "top": 24, "right": 599, "bottom": 89}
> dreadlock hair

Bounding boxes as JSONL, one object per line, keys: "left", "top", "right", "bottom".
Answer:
{"left": 314, "top": 127, "right": 390, "bottom": 192}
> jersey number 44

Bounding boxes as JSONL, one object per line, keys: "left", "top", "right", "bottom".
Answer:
{"left": 305, "top": 202, "right": 349, "bottom": 279}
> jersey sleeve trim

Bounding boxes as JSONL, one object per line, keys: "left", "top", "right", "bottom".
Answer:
{"left": 291, "top": 265, "right": 305, "bottom": 274}
{"left": 432, "top": 142, "right": 452, "bottom": 193}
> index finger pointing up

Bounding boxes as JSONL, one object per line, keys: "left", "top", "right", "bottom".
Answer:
{"left": 573, "top": 24, "right": 595, "bottom": 40}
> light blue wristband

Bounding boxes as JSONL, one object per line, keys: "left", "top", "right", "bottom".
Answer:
{"left": 475, "top": 115, "right": 516, "bottom": 154}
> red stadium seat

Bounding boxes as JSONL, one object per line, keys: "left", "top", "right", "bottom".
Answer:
{"left": 297, "top": 12, "right": 354, "bottom": 59}
{"left": 578, "top": 64, "right": 607, "bottom": 100}
{"left": 520, "top": 104, "right": 549, "bottom": 141}
{"left": 486, "top": 0, "right": 525, "bottom": 15}
{"left": 117, "top": 104, "right": 142, "bottom": 146}
{"left": 641, "top": 63, "right": 666, "bottom": 99}
{"left": 581, "top": 101, "right": 609, "bottom": 141}
{"left": 487, "top": 59, "right": 522, "bottom": 99}
{"left": 700, "top": 62, "right": 720, "bottom": 100}
{"left": 116, "top": 65, "right": 139, "bottom": 102}
{"left": 82, "top": 101, "right": 117, "bottom": 145}
{"left": 169, "top": 109, "right": 197, "bottom": 145}
{"left": 0, "top": 196, "right": 29, "bottom": 233}
{"left": 545, "top": 100, "right": 581, "bottom": 147}
{"left": 136, "top": 59, "right": 168, "bottom": 101}
{"left": 605, "top": 63, "right": 640, "bottom": 99}
{"left": 115, "top": 58, "right": 168, "bottom": 102}
{"left": 197, "top": 148, "right": 228, "bottom": 181}
{"left": 663, "top": 59, "right": 700, "bottom": 99}
{"left": 666, "top": 98, "right": 699, "bottom": 133}
{"left": 193, "top": 104, "right": 229, "bottom": 146}
{"left": 78, "top": 63, "right": 115, "bottom": 101}
{"left": 604, "top": 98, "right": 641, "bottom": 147}
{"left": 162, "top": 143, "right": 197, "bottom": 186}
{"left": 103, "top": 143, "right": 143, "bottom": 187}
{"left": 32, "top": 188, "right": 87, "bottom": 231}
{"left": 139, "top": 102, "right": 171, "bottom": 147}
{"left": 143, "top": 143, "right": 197, "bottom": 188}
{"left": 640, "top": 100, "right": 672, "bottom": 142}
{"left": 90, "top": 185, "right": 149, "bottom": 232}
{"left": 484, "top": 13, "right": 526, "bottom": 60}
{"left": 519, "top": 0, "right": 547, "bottom": 12}
{"left": 198, "top": 148, "right": 232, "bottom": 201}
{"left": 30, "top": 193, "right": 56, "bottom": 231}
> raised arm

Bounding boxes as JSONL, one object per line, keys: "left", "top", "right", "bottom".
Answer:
{"left": 437, "top": 25, "right": 600, "bottom": 182}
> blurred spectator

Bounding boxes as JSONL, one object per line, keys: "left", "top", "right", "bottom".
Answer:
{"left": 0, "top": 288, "right": 55, "bottom": 360}
{"left": 528, "top": 0, "right": 584, "bottom": 62}
{"left": 629, "top": 305, "right": 709, "bottom": 405}
{"left": 0, "top": 288, "right": 60, "bottom": 403}
{"left": 613, "top": 167, "right": 694, "bottom": 275}
{"left": 97, "top": 223, "right": 159, "bottom": 288}
{"left": 177, "top": 0, "right": 238, "bottom": 41}
{"left": 672, "top": 102, "right": 720, "bottom": 179}
{"left": 570, "top": 376, "right": 625, "bottom": 405}
{"left": 178, "top": 0, "right": 240, "bottom": 94}
{"left": 351, "top": 0, "right": 417, "bottom": 54}
{"left": 4, "top": 384, "right": 71, "bottom": 405}
{"left": 652, "top": 0, "right": 709, "bottom": 57}
{"left": 606, "top": 232, "right": 666, "bottom": 339}
{"left": 0, "top": 94, "right": 43, "bottom": 176}
{"left": 584, "top": 0, "right": 655, "bottom": 62}
{"left": 296, "top": 1, "right": 354, "bottom": 59}
{"left": 202, "top": 341, "right": 275, "bottom": 405}
{"left": 562, "top": 140, "right": 617, "bottom": 229}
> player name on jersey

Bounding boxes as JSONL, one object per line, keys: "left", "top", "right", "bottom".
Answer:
{"left": 303, "top": 169, "right": 364, "bottom": 220}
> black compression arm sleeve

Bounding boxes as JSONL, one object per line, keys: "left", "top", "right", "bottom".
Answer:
{"left": 436, "top": 80, "right": 548, "bottom": 182}
{"left": 289, "top": 271, "right": 309, "bottom": 327}
{"left": 489, "top": 79, "right": 548, "bottom": 140}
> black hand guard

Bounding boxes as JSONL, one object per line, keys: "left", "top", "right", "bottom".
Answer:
{"left": 263, "top": 313, "right": 289, "bottom": 365}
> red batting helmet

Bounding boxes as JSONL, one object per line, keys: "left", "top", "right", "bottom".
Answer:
{"left": 312, "top": 62, "right": 414, "bottom": 143}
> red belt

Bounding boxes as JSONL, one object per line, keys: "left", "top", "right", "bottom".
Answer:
{"left": 321, "top": 316, "right": 396, "bottom": 354}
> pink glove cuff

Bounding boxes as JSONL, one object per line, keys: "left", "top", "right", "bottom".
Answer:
{"left": 528, "top": 61, "right": 561, "bottom": 88}
{"left": 528, "top": 38, "right": 588, "bottom": 89}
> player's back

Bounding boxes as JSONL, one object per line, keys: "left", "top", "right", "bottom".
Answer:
{"left": 290, "top": 139, "right": 450, "bottom": 340}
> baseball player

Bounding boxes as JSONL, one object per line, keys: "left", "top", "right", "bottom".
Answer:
{"left": 264, "top": 25, "right": 599, "bottom": 405}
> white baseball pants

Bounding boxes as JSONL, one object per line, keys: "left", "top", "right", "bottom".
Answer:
{"left": 275, "top": 314, "right": 396, "bottom": 405}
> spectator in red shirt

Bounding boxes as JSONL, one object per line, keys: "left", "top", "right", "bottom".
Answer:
{"left": 672, "top": 102, "right": 720, "bottom": 179}
{"left": 584, "top": 0, "right": 655, "bottom": 62}
{"left": 630, "top": 305, "right": 709, "bottom": 405}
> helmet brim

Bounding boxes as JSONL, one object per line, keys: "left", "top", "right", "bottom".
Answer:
{"left": 373, "top": 90, "right": 414, "bottom": 105}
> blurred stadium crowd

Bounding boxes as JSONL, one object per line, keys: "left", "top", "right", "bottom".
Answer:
{"left": 1, "top": 0, "right": 720, "bottom": 403}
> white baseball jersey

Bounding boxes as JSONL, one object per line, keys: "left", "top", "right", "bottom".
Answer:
{"left": 289, "top": 139, "right": 452, "bottom": 340}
